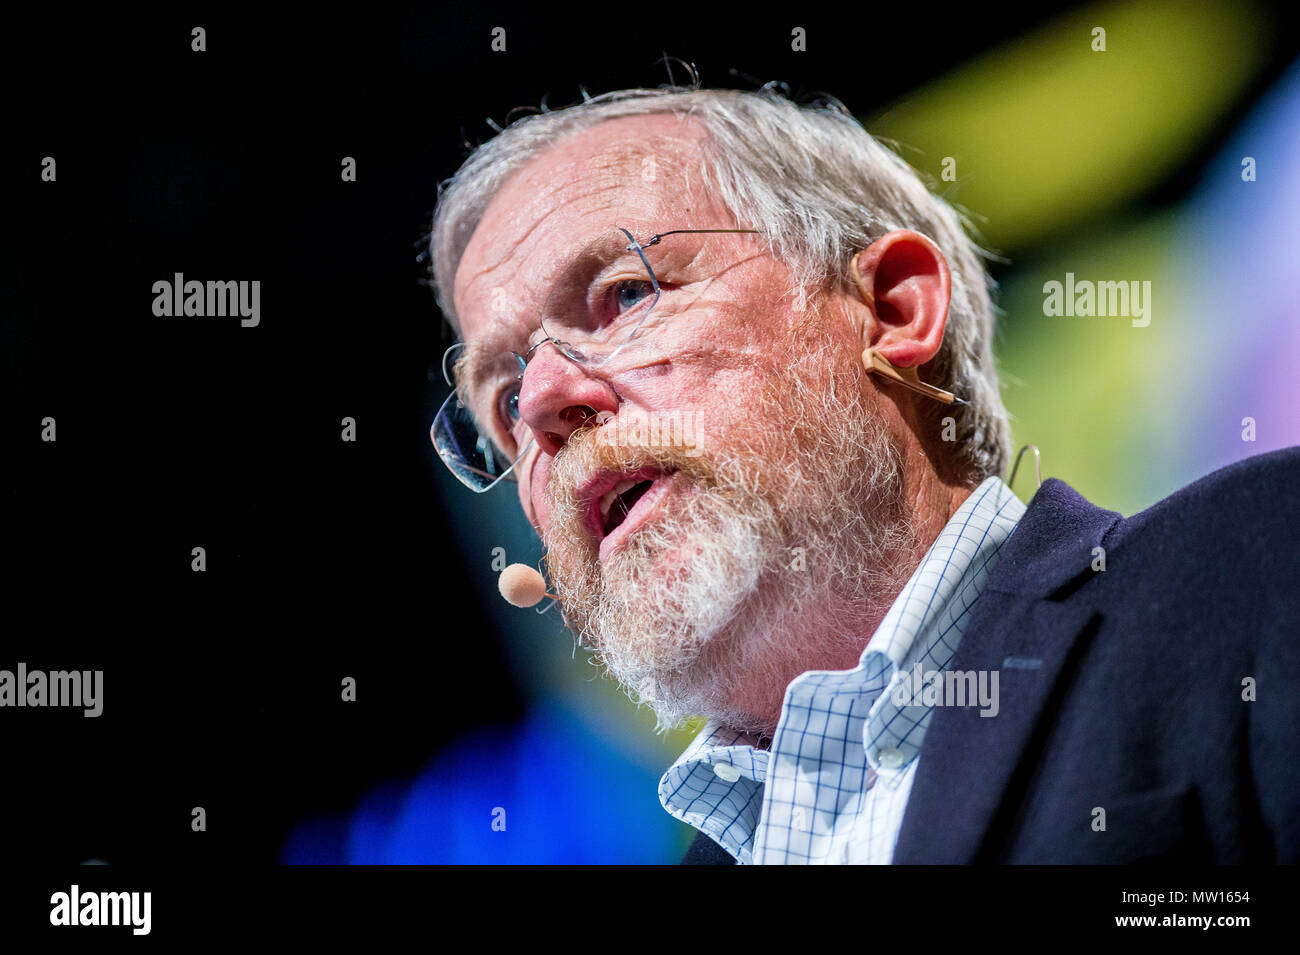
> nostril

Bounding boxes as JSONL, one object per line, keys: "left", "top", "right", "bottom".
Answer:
{"left": 537, "top": 431, "right": 566, "bottom": 457}
{"left": 537, "top": 406, "right": 601, "bottom": 458}
{"left": 560, "top": 405, "right": 600, "bottom": 432}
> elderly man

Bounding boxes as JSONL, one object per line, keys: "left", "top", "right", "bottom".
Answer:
{"left": 427, "top": 87, "right": 1299, "bottom": 864}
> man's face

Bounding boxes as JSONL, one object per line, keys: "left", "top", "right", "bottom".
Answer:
{"left": 454, "top": 115, "right": 913, "bottom": 733}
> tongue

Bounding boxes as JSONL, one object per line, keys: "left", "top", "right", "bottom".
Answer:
{"left": 605, "top": 480, "right": 652, "bottom": 535}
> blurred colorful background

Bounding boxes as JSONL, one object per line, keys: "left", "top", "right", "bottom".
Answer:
{"left": 275, "top": 0, "right": 1300, "bottom": 863}
{"left": 18, "top": 0, "right": 1293, "bottom": 869}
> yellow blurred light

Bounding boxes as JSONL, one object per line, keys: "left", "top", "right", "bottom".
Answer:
{"left": 868, "top": 0, "right": 1267, "bottom": 250}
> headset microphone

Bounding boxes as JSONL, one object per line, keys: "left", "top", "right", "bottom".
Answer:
{"left": 497, "top": 563, "right": 558, "bottom": 608}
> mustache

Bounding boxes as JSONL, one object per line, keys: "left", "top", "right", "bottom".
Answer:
{"left": 545, "top": 421, "right": 723, "bottom": 524}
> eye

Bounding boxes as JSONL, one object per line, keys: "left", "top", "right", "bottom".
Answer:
{"left": 614, "top": 279, "right": 656, "bottom": 314}
{"left": 498, "top": 381, "right": 521, "bottom": 428}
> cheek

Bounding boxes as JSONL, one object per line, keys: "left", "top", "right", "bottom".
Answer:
{"left": 521, "top": 451, "right": 552, "bottom": 531}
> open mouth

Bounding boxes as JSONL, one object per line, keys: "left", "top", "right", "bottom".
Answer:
{"left": 599, "top": 478, "right": 655, "bottom": 536}
{"left": 582, "top": 468, "right": 677, "bottom": 560}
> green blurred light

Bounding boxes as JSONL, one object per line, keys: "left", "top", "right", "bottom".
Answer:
{"left": 995, "top": 211, "right": 1190, "bottom": 515}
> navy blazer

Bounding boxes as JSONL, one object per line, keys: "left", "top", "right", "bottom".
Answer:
{"left": 682, "top": 447, "right": 1300, "bottom": 864}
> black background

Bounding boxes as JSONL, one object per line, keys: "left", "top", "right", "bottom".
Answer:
{"left": 4, "top": 3, "right": 1298, "bottom": 865}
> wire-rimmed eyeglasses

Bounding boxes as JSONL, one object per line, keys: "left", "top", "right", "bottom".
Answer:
{"left": 431, "top": 226, "right": 761, "bottom": 492}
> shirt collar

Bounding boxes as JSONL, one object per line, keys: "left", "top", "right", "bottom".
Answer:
{"left": 659, "top": 475, "right": 1027, "bottom": 862}
{"left": 862, "top": 476, "right": 1026, "bottom": 768}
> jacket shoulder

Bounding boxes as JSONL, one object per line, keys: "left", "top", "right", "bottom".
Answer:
{"left": 1053, "top": 447, "right": 1300, "bottom": 648}
{"left": 988, "top": 447, "right": 1300, "bottom": 607}
{"left": 1111, "top": 446, "right": 1300, "bottom": 556}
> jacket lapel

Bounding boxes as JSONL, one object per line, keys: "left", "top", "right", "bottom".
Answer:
{"left": 892, "top": 478, "right": 1121, "bottom": 864}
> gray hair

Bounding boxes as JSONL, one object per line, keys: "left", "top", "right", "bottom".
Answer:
{"left": 429, "top": 86, "right": 1011, "bottom": 483}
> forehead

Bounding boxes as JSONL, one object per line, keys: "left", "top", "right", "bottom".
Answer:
{"left": 452, "top": 113, "right": 713, "bottom": 344}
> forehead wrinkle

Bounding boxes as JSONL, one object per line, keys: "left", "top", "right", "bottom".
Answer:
{"left": 480, "top": 145, "right": 641, "bottom": 250}
{"left": 460, "top": 194, "right": 650, "bottom": 372}
{"left": 454, "top": 117, "right": 714, "bottom": 360}
{"left": 459, "top": 125, "right": 706, "bottom": 305}
{"left": 460, "top": 176, "right": 631, "bottom": 310}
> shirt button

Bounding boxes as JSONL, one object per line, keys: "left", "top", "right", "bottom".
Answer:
{"left": 877, "top": 747, "right": 904, "bottom": 769}
{"left": 713, "top": 763, "right": 741, "bottom": 782}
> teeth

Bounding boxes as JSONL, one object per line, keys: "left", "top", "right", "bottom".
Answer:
{"left": 598, "top": 479, "right": 640, "bottom": 518}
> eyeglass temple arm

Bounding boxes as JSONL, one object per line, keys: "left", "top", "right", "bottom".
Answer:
{"left": 455, "top": 463, "right": 520, "bottom": 485}
{"left": 638, "top": 228, "right": 762, "bottom": 248}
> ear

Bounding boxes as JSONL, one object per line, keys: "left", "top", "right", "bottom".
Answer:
{"left": 850, "top": 230, "right": 951, "bottom": 370}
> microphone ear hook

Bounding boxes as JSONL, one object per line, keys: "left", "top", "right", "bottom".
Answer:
{"left": 532, "top": 559, "right": 560, "bottom": 613}
{"left": 533, "top": 556, "right": 564, "bottom": 615}
{"left": 863, "top": 349, "right": 965, "bottom": 406}
{"left": 1008, "top": 444, "right": 1043, "bottom": 490}
{"left": 850, "top": 252, "right": 965, "bottom": 407}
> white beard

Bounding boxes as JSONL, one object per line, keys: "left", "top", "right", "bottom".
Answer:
{"left": 542, "top": 329, "right": 917, "bottom": 735}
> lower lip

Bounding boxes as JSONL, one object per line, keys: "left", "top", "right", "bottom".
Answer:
{"left": 599, "top": 474, "right": 676, "bottom": 562}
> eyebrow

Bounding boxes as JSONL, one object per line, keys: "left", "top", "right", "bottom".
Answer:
{"left": 455, "top": 230, "right": 706, "bottom": 399}
{"left": 456, "top": 248, "right": 615, "bottom": 395}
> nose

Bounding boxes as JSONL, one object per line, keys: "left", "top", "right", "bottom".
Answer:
{"left": 516, "top": 341, "right": 619, "bottom": 457}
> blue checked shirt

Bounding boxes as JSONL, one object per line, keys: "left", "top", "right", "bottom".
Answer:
{"left": 658, "top": 476, "right": 1027, "bottom": 864}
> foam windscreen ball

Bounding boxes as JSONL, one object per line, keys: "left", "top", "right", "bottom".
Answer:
{"left": 498, "top": 563, "right": 547, "bottom": 607}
